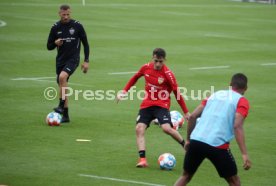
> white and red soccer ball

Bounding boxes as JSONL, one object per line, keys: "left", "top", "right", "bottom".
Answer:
{"left": 46, "top": 112, "right": 62, "bottom": 126}
{"left": 158, "top": 153, "right": 176, "bottom": 170}
{"left": 170, "top": 110, "right": 185, "bottom": 130}
{"left": 153, "top": 110, "right": 185, "bottom": 130}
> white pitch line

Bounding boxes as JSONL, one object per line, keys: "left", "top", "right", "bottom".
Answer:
{"left": 76, "top": 139, "right": 91, "bottom": 142}
{"left": 241, "top": 18, "right": 276, "bottom": 24}
{"left": 162, "top": 11, "right": 201, "bottom": 16}
{"left": 11, "top": 77, "right": 93, "bottom": 87}
{"left": 11, "top": 77, "right": 56, "bottom": 80}
{"left": 260, "top": 63, "right": 276, "bottom": 66}
{"left": 35, "top": 80, "right": 92, "bottom": 87}
{"left": 108, "top": 71, "right": 136, "bottom": 75}
{"left": 0, "top": 20, "right": 7, "bottom": 27}
{"left": 29, "top": 79, "right": 57, "bottom": 83}
{"left": 79, "top": 174, "right": 166, "bottom": 186}
{"left": 189, "top": 66, "right": 230, "bottom": 70}
{"left": 204, "top": 33, "right": 252, "bottom": 41}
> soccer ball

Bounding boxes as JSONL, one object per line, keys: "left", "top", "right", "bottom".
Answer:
{"left": 152, "top": 110, "right": 185, "bottom": 130}
{"left": 170, "top": 110, "right": 185, "bottom": 130}
{"left": 152, "top": 118, "right": 159, "bottom": 124}
{"left": 158, "top": 153, "right": 176, "bottom": 170}
{"left": 46, "top": 112, "right": 62, "bottom": 126}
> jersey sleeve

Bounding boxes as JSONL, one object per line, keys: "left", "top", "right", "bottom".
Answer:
{"left": 236, "top": 97, "right": 250, "bottom": 118}
{"left": 165, "top": 70, "right": 178, "bottom": 91}
{"left": 123, "top": 64, "right": 146, "bottom": 92}
{"left": 166, "top": 71, "right": 189, "bottom": 114}
{"left": 78, "top": 22, "right": 90, "bottom": 62}
{"left": 47, "top": 24, "right": 57, "bottom": 50}
{"left": 201, "top": 98, "right": 208, "bottom": 106}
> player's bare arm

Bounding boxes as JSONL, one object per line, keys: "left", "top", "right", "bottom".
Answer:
{"left": 234, "top": 112, "right": 251, "bottom": 170}
{"left": 185, "top": 104, "right": 204, "bottom": 150}
{"left": 184, "top": 112, "right": 190, "bottom": 121}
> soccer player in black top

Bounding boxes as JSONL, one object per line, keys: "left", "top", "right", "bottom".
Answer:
{"left": 47, "top": 4, "right": 90, "bottom": 123}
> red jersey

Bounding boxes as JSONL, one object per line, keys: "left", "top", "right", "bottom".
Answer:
{"left": 123, "top": 62, "right": 189, "bottom": 114}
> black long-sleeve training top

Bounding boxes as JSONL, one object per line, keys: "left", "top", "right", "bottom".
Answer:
{"left": 47, "top": 19, "right": 90, "bottom": 64}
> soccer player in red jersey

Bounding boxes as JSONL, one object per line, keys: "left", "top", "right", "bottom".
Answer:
{"left": 117, "top": 48, "right": 190, "bottom": 168}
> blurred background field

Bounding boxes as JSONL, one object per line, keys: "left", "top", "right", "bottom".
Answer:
{"left": 0, "top": 0, "right": 275, "bottom": 185}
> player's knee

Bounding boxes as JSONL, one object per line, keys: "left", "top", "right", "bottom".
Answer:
{"left": 161, "top": 124, "right": 173, "bottom": 134}
{"left": 225, "top": 175, "right": 240, "bottom": 186}
{"left": 59, "top": 72, "right": 69, "bottom": 83}
{"left": 136, "top": 124, "right": 145, "bottom": 135}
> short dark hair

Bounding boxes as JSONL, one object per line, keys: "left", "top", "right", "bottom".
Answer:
{"left": 153, "top": 48, "right": 166, "bottom": 59}
{"left": 60, "top": 4, "right": 70, "bottom": 10}
{"left": 231, "top": 73, "right": 248, "bottom": 90}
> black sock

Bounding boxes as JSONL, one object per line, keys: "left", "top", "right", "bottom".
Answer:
{"left": 138, "top": 150, "right": 146, "bottom": 158}
{"left": 63, "top": 108, "right": 69, "bottom": 117}
{"left": 59, "top": 98, "right": 65, "bottom": 108}
{"left": 179, "top": 139, "right": 185, "bottom": 147}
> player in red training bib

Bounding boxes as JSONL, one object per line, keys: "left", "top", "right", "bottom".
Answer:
{"left": 117, "top": 48, "right": 190, "bottom": 168}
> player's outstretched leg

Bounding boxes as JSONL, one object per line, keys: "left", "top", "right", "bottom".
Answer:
{"left": 161, "top": 123, "right": 185, "bottom": 148}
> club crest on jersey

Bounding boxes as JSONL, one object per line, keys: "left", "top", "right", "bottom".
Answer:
{"left": 158, "top": 77, "right": 164, "bottom": 84}
{"left": 69, "top": 28, "right": 75, "bottom": 35}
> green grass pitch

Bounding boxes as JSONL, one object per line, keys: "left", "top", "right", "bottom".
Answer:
{"left": 0, "top": 0, "right": 276, "bottom": 185}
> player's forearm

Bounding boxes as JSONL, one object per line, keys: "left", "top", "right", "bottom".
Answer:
{"left": 84, "top": 45, "right": 90, "bottom": 62}
{"left": 186, "top": 104, "right": 204, "bottom": 140}
{"left": 47, "top": 29, "right": 57, "bottom": 50}
{"left": 187, "top": 115, "right": 197, "bottom": 140}
{"left": 82, "top": 38, "right": 90, "bottom": 62}
{"left": 47, "top": 41, "right": 56, "bottom": 50}
{"left": 234, "top": 126, "right": 248, "bottom": 156}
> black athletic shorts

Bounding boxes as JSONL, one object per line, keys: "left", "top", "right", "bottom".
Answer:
{"left": 136, "top": 106, "right": 173, "bottom": 127}
{"left": 56, "top": 58, "right": 79, "bottom": 83}
{"left": 184, "top": 140, "right": 237, "bottom": 178}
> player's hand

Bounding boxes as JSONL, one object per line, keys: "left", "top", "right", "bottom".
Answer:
{"left": 242, "top": 154, "right": 251, "bottom": 170}
{"left": 55, "top": 38, "right": 63, "bottom": 46}
{"left": 184, "top": 112, "right": 190, "bottom": 121}
{"left": 81, "top": 62, "right": 89, "bottom": 73}
{"left": 116, "top": 90, "right": 127, "bottom": 104}
{"left": 184, "top": 140, "right": 190, "bottom": 151}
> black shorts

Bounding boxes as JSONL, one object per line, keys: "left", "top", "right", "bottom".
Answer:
{"left": 136, "top": 106, "right": 173, "bottom": 127}
{"left": 184, "top": 140, "right": 237, "bottom": 178}
{"left": 56, "top": 58, "right": 79, "bottom": 83}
